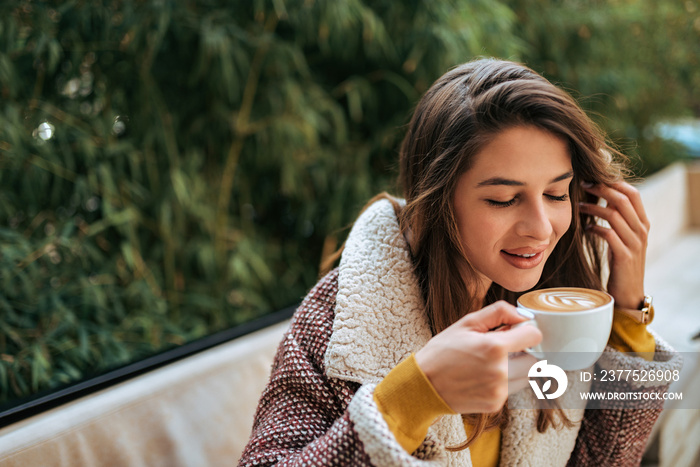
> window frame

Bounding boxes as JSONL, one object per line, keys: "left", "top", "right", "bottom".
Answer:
{"left": 0, "top": 305, "right": 296, "bottom": 429}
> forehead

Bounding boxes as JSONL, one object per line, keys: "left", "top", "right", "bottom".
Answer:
{"left": 467, "top": 126, "right": 572, "bottom": 182}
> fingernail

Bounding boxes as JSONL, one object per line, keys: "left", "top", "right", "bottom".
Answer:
{"left": 517, "top": 308, "right": 535, "bottom": 319}
{"left": 580, "top": 181, "right": 594, "bottom": 188}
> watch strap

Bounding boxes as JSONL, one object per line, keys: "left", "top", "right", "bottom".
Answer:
{"left": 614, "top": 295, "right": 653, "bottom": 324}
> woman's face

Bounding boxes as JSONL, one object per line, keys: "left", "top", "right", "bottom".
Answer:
{"left": 453, "top": 125, "right": 573, "bottom": 296}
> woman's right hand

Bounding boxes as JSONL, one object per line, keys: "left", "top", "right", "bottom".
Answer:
{"left": 414, "top": 301, "right": 542, "bottom": 414}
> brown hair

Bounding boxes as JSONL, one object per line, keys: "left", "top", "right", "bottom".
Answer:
{"left": 398, "top": 58, "right": 626, "bottom": 448}
{"left": 320, "top": 57, "right": 628, "bottom": 449}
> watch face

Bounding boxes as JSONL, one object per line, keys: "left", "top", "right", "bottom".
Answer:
{"left": 641, "top": 295, "right": 653, "bottom": 324}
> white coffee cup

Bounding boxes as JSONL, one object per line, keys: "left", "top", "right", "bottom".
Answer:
{"left": 515, "top": 287, "right": 614, "bottom": 370}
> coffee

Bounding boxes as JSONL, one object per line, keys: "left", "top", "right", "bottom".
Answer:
{"left": 515, "top": 287, "right": 614, "bottom": 370}
{"left": 518, "top": 287, "right": 611, "bottom": 313}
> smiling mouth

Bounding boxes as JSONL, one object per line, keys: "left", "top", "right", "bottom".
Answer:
{"left": 500, "top": 249, "right": 546, "bottom": 269}
{"left": 508, "top": 252, "right": 536, "bottom": 258}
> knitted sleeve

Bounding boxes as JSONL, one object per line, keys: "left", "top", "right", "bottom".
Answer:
{"left": 237, "top": 270, "right": 445, "bottom": 467}
{"left": 373, "top": 354, "right": 454, "bottom": 453}
{"left": 608, "top": 309, "right": 656, "bottom": 357}
{"left": 567, "top": 332, "right": 682, "bottom": 467}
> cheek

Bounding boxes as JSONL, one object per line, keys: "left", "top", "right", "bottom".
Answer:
{"left": 460, "top": 212, "right": 505, "bottom": 252}
{"left": 554, "top": 206, "right": 573, "bottom": 237}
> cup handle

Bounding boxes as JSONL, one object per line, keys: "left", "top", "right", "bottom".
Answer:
{"left": 512, "top": 320, "right": 544, "bottom": 358}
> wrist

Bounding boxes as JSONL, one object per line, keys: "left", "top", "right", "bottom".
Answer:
{"left": 610, "top": 285, "right": 646, "bottom": 309}
{"left": 613, "top": 292, "right": 644, "bottom": 310}
{"left": 614, "top": 295, "right": 653, "bottom": 324}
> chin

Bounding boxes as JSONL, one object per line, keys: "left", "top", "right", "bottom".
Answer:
{"left": 498, "top": 274, "right": 542, "bottom": 293}
{"left": 504, "top": 284, "right": 536, "bottom": 293}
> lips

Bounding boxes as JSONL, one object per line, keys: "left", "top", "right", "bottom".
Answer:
{"left": 509, "top": 252, "right": 536, "bottom": 258}
{"left": 500, "top": 246, "right": 548, "bottom": 269}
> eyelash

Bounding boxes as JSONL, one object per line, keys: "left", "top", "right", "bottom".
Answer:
{"left": 486, "top": 199, "right": 516, "bottom": 207}
{"left": 486, "top": 194, "right": 569, "bottom": 207}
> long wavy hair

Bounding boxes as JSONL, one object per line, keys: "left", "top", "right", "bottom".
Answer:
{"left": 321, "top": 57, "right": 628, "bottom": 449}
{"left": 397, "top": 58, "right": 626, "bottom": 449}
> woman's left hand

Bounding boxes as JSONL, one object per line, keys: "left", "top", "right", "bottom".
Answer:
{"left": 579, "top": 181, "right": 650, "bottom": 310}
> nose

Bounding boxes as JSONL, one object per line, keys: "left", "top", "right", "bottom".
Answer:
{"left": 515, "top": 199, "right": 553, "bottom": 240}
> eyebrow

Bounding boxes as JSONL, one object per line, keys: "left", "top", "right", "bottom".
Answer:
{"left": 476, "top": 170, "right": 574, "bottom": 187}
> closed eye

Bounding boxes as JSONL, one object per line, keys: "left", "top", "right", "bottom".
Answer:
{"left": 486, "top": 193, "right": 568, "bottom": 207}
{"left": 486, "top": 198, "right": 516, "bottom": 207}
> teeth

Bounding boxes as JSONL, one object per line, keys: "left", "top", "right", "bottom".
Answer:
{"left": 517, "top": 253, "right": 536, "bottom": 258}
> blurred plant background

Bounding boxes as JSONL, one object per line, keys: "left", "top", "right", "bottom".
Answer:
{"left": 0, "top": 0, "right": 698, "bottom": 406}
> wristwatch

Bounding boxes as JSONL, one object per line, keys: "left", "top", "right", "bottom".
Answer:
{"left": 615, "top": 295, "right": 653, "bottom": 324}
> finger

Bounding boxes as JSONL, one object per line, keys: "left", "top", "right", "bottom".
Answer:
{"left": 490, "top": 324, "right": 543, "bottom": 354}
{"left": 579, "top": 202, "right": 640, "bottom": 249}
{"left": 459, "top": 301, "right": 533, "bottom": 333}
{"left": 507, "top": 353, "right": 538, "bottom": 395}
{"left": 586, "top": 223, "right": 630, "bottom": 259}
{"left": 508, "top": 377, "right": 531, "bottom": 395}
{"left": 610, "top": 181, "right": 650, "bottom": 230}
{"left": 508, "top": 352, "right": 538, "bottom": 380}
{"left": 584, "top": 182, "right": 648, "bottom": 235}
{"left": 581, "top": 182, "right": 647, "bottom": 236}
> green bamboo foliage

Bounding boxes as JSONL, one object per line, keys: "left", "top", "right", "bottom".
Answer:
{"left": 0, "top": 0, "right": 521, "bottom": 405}
{"left": 509, "top": 0, "right": 700, "bottom": 173}
{"left": 1, "top": 0, "right": 696, "bottom": 407}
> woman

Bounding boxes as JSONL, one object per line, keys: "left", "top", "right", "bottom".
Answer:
{"left": 238, "top": 58, "right": 680, "bottom": 466}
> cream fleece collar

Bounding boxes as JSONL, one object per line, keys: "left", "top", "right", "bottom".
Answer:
{"left": 324, "top": 199, "right": 584, "bottom": 466}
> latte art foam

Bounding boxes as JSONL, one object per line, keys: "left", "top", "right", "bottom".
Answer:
{"left": 518, "top": 287, "right": 611, "bottom": 312}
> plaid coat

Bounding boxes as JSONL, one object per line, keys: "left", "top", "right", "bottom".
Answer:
{"left": 238, "top": 200, "right": 681, "bottom": 466}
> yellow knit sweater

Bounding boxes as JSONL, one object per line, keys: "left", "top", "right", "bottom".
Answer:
{"left": 373, "top": 309, "right": 656, "bottom": 465}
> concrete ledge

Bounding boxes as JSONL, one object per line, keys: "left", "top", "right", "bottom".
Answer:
{"left": 639, "top": 162, "right": 700, "bottom": 352}
{"left": 638, "top": 162, "right": 700, "bottom": 467}
{"left": 0, "top": 321, "right": 288, "bottom": 466}
{"left": 687, "top": 162, "right": 700, "bottom": 226}
{"left": 639, "top": 162, "right": 690, "bottom": 263}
